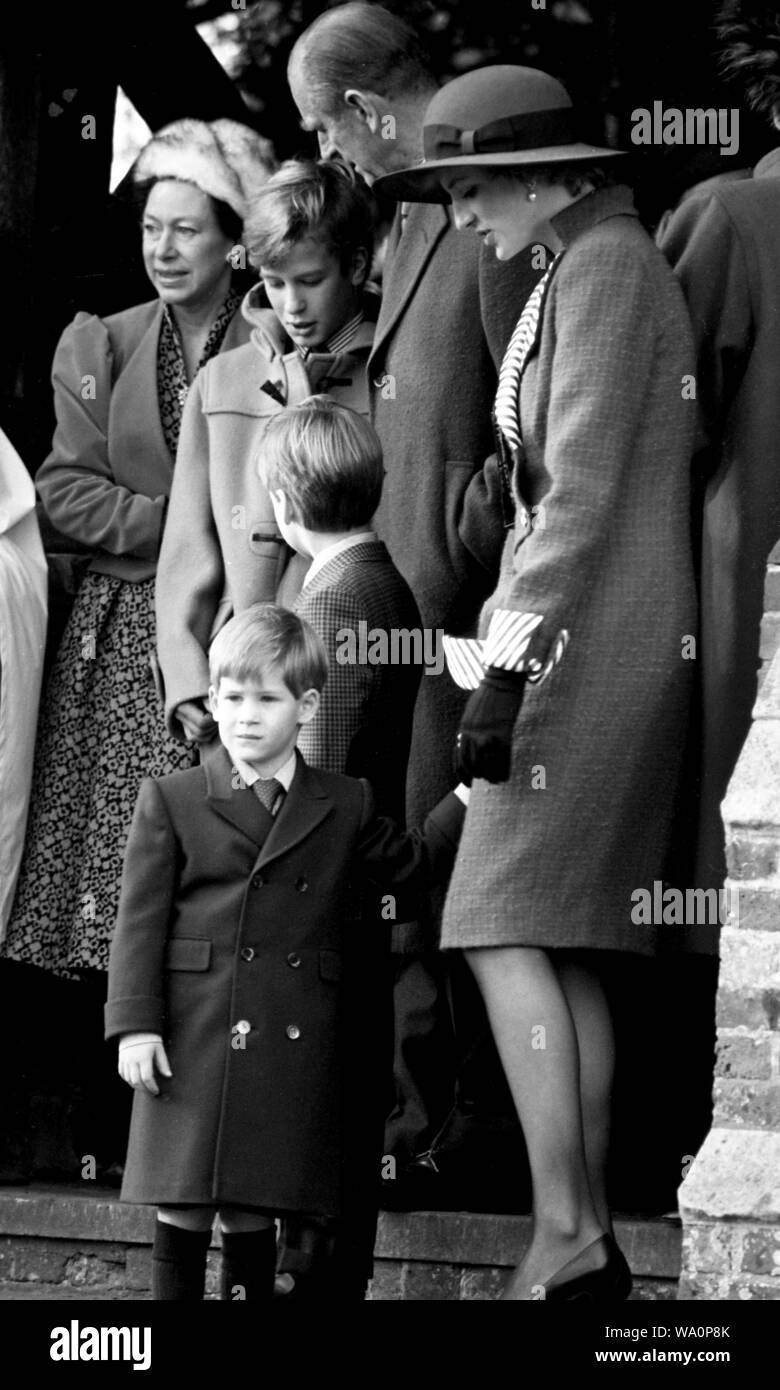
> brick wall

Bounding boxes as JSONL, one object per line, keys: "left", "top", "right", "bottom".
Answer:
{"left": 0, "top": 1196, "right": 681, "bottom": 1300}
{"left": 678, "top": 581, "right": 780, "bottom": 1299}
{"left": 758, "top": 540, "right": 780, "bottom": 683}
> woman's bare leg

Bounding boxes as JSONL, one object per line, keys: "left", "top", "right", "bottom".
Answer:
{"left": 557, "top": 955, "right": 615, "bottom": 1235}
{"left": 466, "top": 945, "right": 604, "bottom": 1298}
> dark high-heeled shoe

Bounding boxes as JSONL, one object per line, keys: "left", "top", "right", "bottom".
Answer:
{"left": 503, "top": 1234, "right": 632, "bottom": 1302}
{"left": 543, "top": 1234, "right": 632, "bottom": 1302}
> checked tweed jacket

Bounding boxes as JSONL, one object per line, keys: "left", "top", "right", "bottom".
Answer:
{"left": 293, "top": 540, "right": 422, "bottom": 824}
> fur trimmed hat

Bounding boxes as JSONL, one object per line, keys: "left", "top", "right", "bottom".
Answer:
{"left": 132, "top": 118, "right": 277, "bottom": 221}
{"left": 717, "top": 2, "right": 780, "bottom": 123}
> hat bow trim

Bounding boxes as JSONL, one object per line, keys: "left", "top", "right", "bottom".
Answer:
{"left": 425, "top": 107, "right": 575, "bottom": 162}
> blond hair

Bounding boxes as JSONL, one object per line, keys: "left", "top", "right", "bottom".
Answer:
{"left": 209, "top": 604, "right": 328, "bottom": 695}
{"left": 259, "top": 395, "right": 384, "bottom": 532}
{"left": 244, "top": 158, "right": 374, "bottom": 273}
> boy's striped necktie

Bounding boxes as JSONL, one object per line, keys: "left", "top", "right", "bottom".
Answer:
{"left": 252, "top": 778, "right": 285, "bottom": 817}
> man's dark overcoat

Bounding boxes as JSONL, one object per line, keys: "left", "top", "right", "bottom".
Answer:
{"left": 658, "top": 149, "right": 780, "bottom": 893}
{"left": 370, "top": 205, "right": 541, "bottom": 824}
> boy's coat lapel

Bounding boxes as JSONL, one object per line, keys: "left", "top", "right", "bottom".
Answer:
{"left": 203, "top": 746, "right": 333, "bottom": 861}
{"left": 203, "top": 744, "right": 272, "bottom": 848}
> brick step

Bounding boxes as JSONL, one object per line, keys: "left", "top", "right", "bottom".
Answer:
{"left": 0, "top": 1184, "right": 681, "bottom": 1300}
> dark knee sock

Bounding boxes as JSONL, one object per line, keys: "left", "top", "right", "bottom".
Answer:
{"left": 220, "top": 1227, "right": 277, "bottom": 1301}
{"left": 151, "top": 1219, "right": 211, "bottom": 1301}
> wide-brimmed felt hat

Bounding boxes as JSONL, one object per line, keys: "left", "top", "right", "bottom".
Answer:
{"left": 133, "top": 118, "right": 277, "bottom": 222}
{"left": 374, "top": 65, "right": 625, "bottom": 204}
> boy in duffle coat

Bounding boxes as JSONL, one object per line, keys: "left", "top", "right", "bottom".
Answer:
{"left": 105, "top": 604, "right": 466, "bottom": 1301}
{"left": 155, "top": 157, "right": 379, "bottom": 746}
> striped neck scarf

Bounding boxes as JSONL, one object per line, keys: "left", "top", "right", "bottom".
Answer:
{"left": 494, "top": 253, "right": 561, "bottom": 455}
{"left": 296, "top": 310, "right": 364, "bottom": 360}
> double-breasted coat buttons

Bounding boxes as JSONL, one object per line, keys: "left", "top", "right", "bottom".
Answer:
{"left": 295, "top": 876, "right": 308, "bottom": 893}
{"left": 286, "top": 1025, "right": 301, "bottom": 1040}
{"left": 287, "top": 952, "right": 301, "bottom": 968}
{"left": 240, "top": 946, "right": 255, "bottom": 962}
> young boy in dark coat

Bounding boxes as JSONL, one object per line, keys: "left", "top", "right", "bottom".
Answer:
{"left": 105, "top": 604, "right": 466, "bottom": 1301}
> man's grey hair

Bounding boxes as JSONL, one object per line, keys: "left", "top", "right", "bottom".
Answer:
{"left": 289, "top": 2, "right": 434, "bottom": 115}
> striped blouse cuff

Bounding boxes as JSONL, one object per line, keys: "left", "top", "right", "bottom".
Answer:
{"left": 484, "top": 610, "right": 544, "bottom": 669}
{"left": 443, "top": 611, "right": 569, "bottom": 691}
{"left": 443, "top": 635, "right": 485, "bottom": 690}
{"left": 486, "top": 609, "right": 570, "bottom": 681}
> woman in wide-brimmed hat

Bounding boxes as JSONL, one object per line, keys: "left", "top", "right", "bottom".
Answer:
{"left": 376, "top": 67, "right": 698, "bottom": 1300}
{"left": 2, "top": 122, "right": 274, "bottom": 978}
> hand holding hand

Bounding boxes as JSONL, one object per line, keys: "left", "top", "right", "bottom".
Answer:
{"left": 455, "top": 667, "right": 527, "bottom": 784}
{"left": 118, "top": 1036, "right": 172, "bottom": 1096}
{"left": 176, "top": 699, "right": 217, "bottom": 744}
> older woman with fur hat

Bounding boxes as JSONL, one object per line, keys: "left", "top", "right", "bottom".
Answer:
{"left": 376, "top": 67, "right": 698, "bottom": 1300}
{"left": 3, "top": 119, "right": 275, "bottom": 996}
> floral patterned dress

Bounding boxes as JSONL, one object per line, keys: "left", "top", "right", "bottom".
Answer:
{"left": 2, "top": 293, "right": 241, "bottom": 978}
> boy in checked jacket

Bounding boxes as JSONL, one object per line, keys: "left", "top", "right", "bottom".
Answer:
{"left": 260, "top": 396, "right": 423, "bottom": 823}
{"left": 106, "top": 605, "right": 466, "bottom": 1301}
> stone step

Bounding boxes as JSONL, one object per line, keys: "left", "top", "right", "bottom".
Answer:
{"left": 0, "top": 1184, "right": 681, "bottom": 1300}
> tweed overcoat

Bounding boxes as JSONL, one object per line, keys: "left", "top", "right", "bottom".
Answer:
{"left": 369, "top": 203, "right": 543, "bottom": 824}
{"left": 293, "top": 540, "right": 422, "bottom": 823}
{"left": 442, "top": 186, "right": 698, "bottom": 955}
{"left": 34, "top": 301, "right": 251, "bottom": 583}
{"left": 105, "top": 747, "right": 463, "bottom": 1216}
{"left": 156, "top": 287, "right": 377, "bottom": 738}
{"left": 657, "top": 149, "right": 780, "bottom": 892}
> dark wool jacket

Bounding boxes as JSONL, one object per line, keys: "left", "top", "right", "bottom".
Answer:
{"left": 658, "top": 148, "right": 780, "bottom": 892}
{"left": 368, "top": 202, "right": 542, "bottom": 825}
{"left": 105, "top": 747, "right": 464, "bottom": 1220}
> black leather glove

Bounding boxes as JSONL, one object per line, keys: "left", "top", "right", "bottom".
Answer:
{"left": 455, "top": 666, "right": 527, "bottom": 785}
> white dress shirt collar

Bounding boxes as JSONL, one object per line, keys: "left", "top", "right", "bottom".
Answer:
{"left": 233, "top": 748, "right": 298, "bottom": 791}
{"left": 302, "top": 531, "right": 379, "bottom": 588}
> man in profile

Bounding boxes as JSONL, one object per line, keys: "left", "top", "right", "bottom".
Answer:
{"left": 288, "top": 3, "right": 541, "bottom": 1203}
